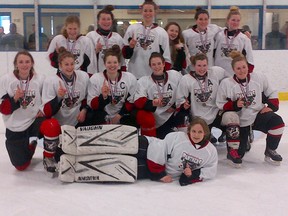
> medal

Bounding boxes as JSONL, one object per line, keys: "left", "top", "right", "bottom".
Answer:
{"left": 236, "top": 76, "right": 250, "bottom": 108}
{"left": 199, "top": 29, "right": 209, "bottom": 54}
{"left": 142, "top": 24, "right": 152, "bottom": 51}
{"left": 19, "top": 77, "right": 30, "bottom": 109}
{"left": 22, "top": 100, "right": 27, "bottom": 109}
{"left": 107, "top": 74, "right": 119, "bottom": 105}
{"left": 60, "top": 72, "right": 76, "bottom": 108}
{"left": 112, "top": 99, "right": 117, "bottom": 105}
{"left": 192, "top": 72, "right": 210, "bottom": 105}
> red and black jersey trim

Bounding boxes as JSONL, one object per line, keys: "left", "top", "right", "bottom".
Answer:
{"left": 0, "top": 93, "right": 20, "bottom": 115}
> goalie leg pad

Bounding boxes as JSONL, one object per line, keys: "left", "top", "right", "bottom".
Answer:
{"left": 58, "top": 154, "right": 138, "bottom": 183}
{"left": 61, "top": 125, "right": 138, "bottom": 155}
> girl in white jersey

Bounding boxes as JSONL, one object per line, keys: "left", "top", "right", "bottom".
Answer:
{"left": 176, "top": 53, "right": 241, "bottom": 167}
{"left": 216, "top": 51, "right": 284, "bottom": 166}
{"left": 87, "top": 45, "right": 137, "bottom": 126}
{"left": 214, "top": 6, "right": 254, "bottom": 77}
{"left": 141, "top": 117, "right": 217, "bottom": 185}
{"left": 47, "top": 15, "right": 96, "bottom": 75}
{"left": 0, "top": 51, "right": 45, "bottom": 171}
{"left": 164, "top": 22, "right": 187, "bottom": 72}
{"left": 134, "top": 52, "right": 182, "bottom": 139}
{"left": 183, "top": 7, "right": 222, "bottom": 69}
{"left": 122, "top": 0, "right": 171, "bottom": 79}
{"left": 86, "top": 5, "right": 125, "bottom": 73}
{"left": 41, "top": 47, "right": 90, "bottom": 173}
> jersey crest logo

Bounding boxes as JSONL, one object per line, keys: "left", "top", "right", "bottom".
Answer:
{"left": 193, "top": 80, "right": 213, "bottom": 103}
{"left": 137, "top": 32, "right": 155, "bottom": 50}
{"left": 236, "top": 90, "right": 256, "bottom": 107}
{"left": 220, "top": 43, "right": 238, "bottom": 57}
{"left": 179, "top": 152, "right": 203, "bottom": 170}
{"left": 62, "top": 91, "right": 80, "bottom": 108}
{"left": 196, "top": 41, "right": 211, "bottom": 54}
{"left": 19, "top": 90, "right": 36, "bottom": 109}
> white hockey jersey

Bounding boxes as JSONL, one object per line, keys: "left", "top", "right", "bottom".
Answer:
{"left": 47, "top": 35, "right": 96, "bottom": 74}
{"left": 134, "top": 70, "right": 182, "bottom": 128}
{"left": 183, "top": 24, "right": 222, "bottom": 68}
{"left": 123, "top": 23, "right": 171, "bottom": 79}
{"left": 0, "top": 72, "right": 45, "bottom": 132}
{"left": 214, "top": 28, "right": 254, "bottom": 77}
{"left": 216, "top": 72, "right": 278, "bottom": 127}
{"left": 146, "top": 132, "right": 218, "bottom": 180}
{"left": 86, "top": 30, "right": 125, "bottom": 73}
{"left": 87, "top": 71, "right": 137, "bottom": 117}
{"left": 176, "top": 66, "right": 226, "bottom": 125}
{"left": 41, "top": 70, "right": 89, "bottom": 126}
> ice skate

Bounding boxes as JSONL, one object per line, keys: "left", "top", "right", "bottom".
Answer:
{"left": 248, "top": 125, "right": 254, "bottom": 144}
{"left": 210, "top": 134, "right": 217, "bottom": 145}
{"left": 246, "top": 139, "right": 251, "bottom": 152}
{"left": 264, "top": 148, "right": 282, "bottom": 166}
{"left": 227, "top": 148, "right": 242, "bottom": 168}
{"left": 218, "top": 132, "right": 226, "bottom": 144}
{"left": 43, "top": 156, "right": 58, "bottom": 177}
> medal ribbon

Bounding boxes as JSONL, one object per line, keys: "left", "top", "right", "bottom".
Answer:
{"left": 59, "top": 72, "right": 76, "bottom": 101}
{"left": 66, "top": 39, "right": 77, "bottom": 53}
{"left": 225, "top": 29, "right": 236, "bottom": 50}
{"left": 235, "top": 77, "right": 249, "bottom": 104}
{"left": 143, "top": 24, "right": 152, "bottom": 46}
{"left": 195, "top": 73, "right": 209, "bottom": 102}
{"left": 20, "top": 76, "right": 30, "bottom": 107}
{"left": 108, "top": 77, "right": 118, "bottom": 103}
{"left": 102, "top": 32, "right": 112, "bottom": 49}
{"left": 199, "top": 30, "right": 208, "bottom": 54}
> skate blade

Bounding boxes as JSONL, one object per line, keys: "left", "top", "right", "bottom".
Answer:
{"left": 45, "top": 171, "right": 58, "bottom": 178}
{"left": 217, "top": 141, "right": 226, "bottom": 146}
{"left": 264, "top": 156, "right": 281, "bottom": 166}
{"left": 227, "top": 160, "right": 242, "bottom": 168}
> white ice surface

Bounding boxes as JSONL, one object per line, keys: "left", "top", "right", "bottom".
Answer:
{"left": 1, "top": 103, "right": 288, "bottom": 216}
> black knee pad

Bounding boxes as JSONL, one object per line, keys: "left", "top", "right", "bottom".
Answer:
{"left": 5, "top": 138, "right": 31, "bottom": 168}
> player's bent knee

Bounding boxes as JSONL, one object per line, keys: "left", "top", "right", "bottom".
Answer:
{"left": 15, "top": 160, "right": 31, "bottom": 171}
{"left": 40, "top": 118, "right": 61, "bottom": 138}
{"left": 221, "top": 111, "right": 240, "bottom": 126}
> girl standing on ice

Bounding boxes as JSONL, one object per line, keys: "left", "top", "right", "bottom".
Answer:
{"left": 41, "top": 47, "right": 90, "bottom": 173}
{"left": 86, "top": 5, "right": 126, "bottom": 73}
{"left": 87, "top": 45, "right": 137, "bottom": 126}
{"left": 134, "top": 52, "right": 182, "bottom": 139}
{"left": 122, "top": 0, "right": 171, "bottom": 79}
{"left": 47, "top": 15, "right": 96, "bottom": 75}
{"left": 164, "top": 22, "right": 187, "bottom": 73}
{"left": 214, "top": 6, "right": 254, "bottom": 77}
{"left": 216, "top": 51, "right": 284, "bottom": 166}
{"left": 143, "top": 117, "right": 218, "bottom": 185}
{"left": 182, "top": 7, "right": 222, "bottom": 69}
{"left": 0, "top": 51, "right": 45, "bottom": 171}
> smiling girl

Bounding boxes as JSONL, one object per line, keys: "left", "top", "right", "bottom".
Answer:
{"left": 164, "top": 22, "right": 187, "bottom": 72}
{"left": 214, "top": 6, "right": 254, "bottom": 77}
{"left": 0, "top": 51, "right": 45, "bottom": 171}
{"left": 134, "top": 52, "right": 182, "bottom": 138}
{"left": 122, "top": 0, "right": 171, "bottom": 79}
{"left": 144, "top": 117, "right": 217, "bottom": 185}
{"left": 47, "top": 15, "right": 96, "bottom": 74}
{"left": 86, "top": 5, "right": 125, "bottom": 73}
{"left": 216, "top": 51, "right": 284, "bottom": 166}
{"left": 87, "top": 45, "right": 137, "bottom": 125}
{"left": 41, "top": 47, "right": 90, "bottom": 173}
